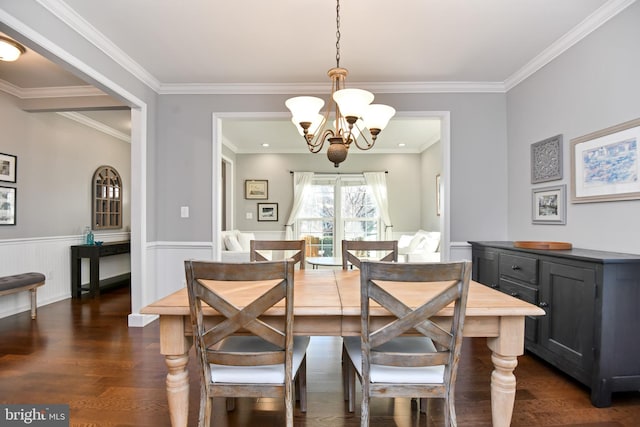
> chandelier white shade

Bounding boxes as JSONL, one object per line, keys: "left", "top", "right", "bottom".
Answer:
{"left": 0, "top": 36, "right": 25, "bottom": 62}
{"left": 285, "top": 0, "right": 395, "bottom": 167}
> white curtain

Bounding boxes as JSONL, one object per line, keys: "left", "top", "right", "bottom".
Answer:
{"left": 285, "top": 172, "right": 314, "bottom": 239}
{"left": 363, "top": 172, "right": 393, "bottom": 240}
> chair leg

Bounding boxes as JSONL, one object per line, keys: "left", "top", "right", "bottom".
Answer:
{"left": 420, "top": 397, "right": 427, "bottom": 413}
{"left": 347, "top": 360, "right": 356, "bottom": 413}
{"left": 342, "top": 344, "right": 349, "bottom": 400}
{"left": 199, "top": 395, "right": 212, "bottom": 427}
{"left": 360, "top": 384, "right": 370, "bottom": 427}
{"left": 298, "top": 356, "right": 308, "bottom": 412}
{"left": 226, "top": 397, "right": 235, "bottom": 411}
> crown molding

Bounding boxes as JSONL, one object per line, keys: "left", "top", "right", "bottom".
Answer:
{"left": 504, "top": 0, "right": 637, "bottom": 91}
{"left": 35, "top": 0, "right": 161, "bottom": 92}
{"left": 0, "top": 79, "right": 104, "bottom": 99}
{"left": 57, "top": 111, "right": 130, "bottom": 143}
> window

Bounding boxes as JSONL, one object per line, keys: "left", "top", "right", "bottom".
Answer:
{"left": 297, "top": 176, "right": 380, "bottom": 257}
{"left": 92, "top": 165, "right": 122, "bottom": 229}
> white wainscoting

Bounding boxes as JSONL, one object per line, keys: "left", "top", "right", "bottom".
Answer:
{"left": 449, "top": 241, "right": 472, "bottom": 261}
{"left": 147, "top": 231, "right": 281, "bottom": 305}
{"left": 0, "top": 232, "right": 131, "bottom": 320}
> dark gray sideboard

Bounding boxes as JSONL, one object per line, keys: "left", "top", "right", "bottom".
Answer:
{"left": 469, "top": 241, "right": 640, "bottom": 407}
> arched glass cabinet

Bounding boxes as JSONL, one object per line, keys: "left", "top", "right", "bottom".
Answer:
{"left": 92, "top": 165, "right": 122, "bottom": 229}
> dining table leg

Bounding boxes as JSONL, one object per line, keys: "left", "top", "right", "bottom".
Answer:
{"left": 160, "top": 315, "right": 193, "bottom": 427}
{"left": 486, "top": 316, "right": 525, "bottom": 427}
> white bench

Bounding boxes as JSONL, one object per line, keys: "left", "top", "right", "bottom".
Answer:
{"left": 0, "top": 272, "right": 46, "bottom": 319}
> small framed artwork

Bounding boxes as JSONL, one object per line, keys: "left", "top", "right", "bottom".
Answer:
{"left": 571, "top": 118, "right": 640, "bottom": 203}
{"left": 531, "top": 135, "right": 562, "bottom": 184}
{"left": 0, "top": 153, "right": 17, "bottom": 183}
{"left": 0, "top": 186, "right": 16, "bottom": 225}
{"left": 435, "top": 174, "right": 442, "bottom": 216}
{"left": 245, "top": 179, "right": 268, "bottom": 199}
{"left": 257, "top": 203, "right": 278, "bottom": 222}
{"left": 532, "top": 185, "right": 566, "bottom": 225}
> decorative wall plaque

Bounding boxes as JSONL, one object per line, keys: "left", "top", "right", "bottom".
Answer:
{"left": 531, "top": 134, "right": 563, "bottom": 184}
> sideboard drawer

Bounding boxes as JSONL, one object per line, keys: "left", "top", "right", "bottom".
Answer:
{"left": 499, "top": 277, "right": 538, "bottom": 304}
{"left": 499, "top": 253, "right": 538, "bottom": 285}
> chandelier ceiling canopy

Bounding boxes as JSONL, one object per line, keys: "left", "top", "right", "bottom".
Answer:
{"left": 285, "top": 0, "right": 396, "bottom": 167}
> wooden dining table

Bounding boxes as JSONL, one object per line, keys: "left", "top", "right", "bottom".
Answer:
{"left": 141, "top": 268, "right": 545, "bottom": 427}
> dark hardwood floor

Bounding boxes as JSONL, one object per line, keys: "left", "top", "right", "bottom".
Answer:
{"left": 1, "top": 286, "right": 639, "bottom": 426}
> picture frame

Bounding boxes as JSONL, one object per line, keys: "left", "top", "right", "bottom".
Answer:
{"left": 571, "top": 118, "right": 640, "bottom": 203}
{"left": 531, "top": 135, "right": 562, "bottom": 184}
{"left": 257, "top": 203, "right": 278, "bottom": 222}
{"left": 532, "top": 184, "right": 566, "bottom": 225}
{"left": 0, "top": 186, "right": 16, "bottom": 225}
{"left": 245, "top": 179, "right": 268, "bottom": 199}
{"left": 0, "top": 153, "right": 17, "bottom": 183}
{"left": 436, "top": 174, "right": 442, "bottom": 216}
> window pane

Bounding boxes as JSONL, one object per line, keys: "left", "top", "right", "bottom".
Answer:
{"left": 342, "top": 184, "right": 377, "bottom": 218}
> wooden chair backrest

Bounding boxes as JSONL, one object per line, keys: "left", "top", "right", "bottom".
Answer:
{"left": 341, "top": 240, "right": 398, "bottom": 270}
{"left": 250, "top": 240, "right": 306, "bottom": 269}
{"left": 184, "top": 260, "right": 295, "bottom": 382}
{"left": 359, "top": 260, "right": 472, "bottom": 386}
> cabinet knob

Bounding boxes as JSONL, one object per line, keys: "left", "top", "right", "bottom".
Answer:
{"left": 490, "top": 284, "right": 498, "bottom": 289}
{"left": 510, "top": 292, "right": 519, "bottom": 298}
{"left": 539, "top": 301, "right": 549, "bottom": 308}
{"left": 511, "top": 265, "right": 521, "bottom": 270}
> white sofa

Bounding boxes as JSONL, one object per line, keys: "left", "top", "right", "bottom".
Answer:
{"left": 220, "top": 229, "right": 254, "bottom": 262}
{"left": 397, "top": 230, "right": 441, "bottom": 262}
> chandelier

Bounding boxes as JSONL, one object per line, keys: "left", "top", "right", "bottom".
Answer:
{"left": 285, "top": 0, "right": 396, "bottom": 167}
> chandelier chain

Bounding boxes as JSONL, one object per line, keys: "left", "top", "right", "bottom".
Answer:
{"left": 335, "top": 0, "right": 341, "bottom": 68}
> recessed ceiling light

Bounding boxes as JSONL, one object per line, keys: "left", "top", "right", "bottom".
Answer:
{"left": 0, "top": 36, "right": 26, "bottom": 62}
{"left": 398, "top": 143, "right": 406, "bottom": 147}
{"left": 262, "top": 143, "right": 270, "bottom": 148}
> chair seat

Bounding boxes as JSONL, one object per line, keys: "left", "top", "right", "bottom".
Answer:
{"left": 343, "top": 336, "right": 444, "bottom": 384}
{"left": 210, "top": 336, "right": 310, "bottom": 384}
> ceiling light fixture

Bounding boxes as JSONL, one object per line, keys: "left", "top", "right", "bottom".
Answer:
{"left": 0, "top": 36, "right": 26, "bottom": 62}
{"left": 285, "top": 0, "right": 395, "bottom": 167}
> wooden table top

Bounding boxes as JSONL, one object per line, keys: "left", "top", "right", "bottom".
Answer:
{"left": 141, "top": 269, "right": 545, "bottom": 318}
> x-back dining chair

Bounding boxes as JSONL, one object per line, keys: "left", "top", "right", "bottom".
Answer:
{"left": 184, "top": 259, "right": 310, "bottom": 427}
{"left": 250, "top": 239, "right": 306, "bottom": 269}
{"left": 343, "top": 260, "right": 472, "bottom": 427}
{"left": 341, "top": 240, "right": 398, "bottom": 270}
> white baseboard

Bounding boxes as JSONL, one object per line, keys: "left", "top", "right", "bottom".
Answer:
{"left": 128, "top": 313, "right": 157, "bottom": 327}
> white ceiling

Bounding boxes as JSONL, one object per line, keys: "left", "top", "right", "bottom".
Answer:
{"left": 1, "top": 0, "right": 629, "bottom": 153}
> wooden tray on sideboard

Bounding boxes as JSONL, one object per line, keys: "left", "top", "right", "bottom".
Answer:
{"left": 513, "top": 241, "right": 572, "bottom": 250}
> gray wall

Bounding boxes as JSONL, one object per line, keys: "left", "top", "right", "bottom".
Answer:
{"left": 506, "top": 1, "right": 640, "bottom": 254}
{"left": 420, "top": 141, "right": 442, "bottom": 231}
{"left": 0, "top": 92, "right": 131, "bottom": 238}
{"left": 156, "top": 92, "right": 509, "bottom": 244}
{"left": 233, "top": 152, "right": 423, "bottom": 233}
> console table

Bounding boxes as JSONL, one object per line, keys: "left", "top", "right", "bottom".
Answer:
{"left": 70, "top": 241, "right": 130, "bottom": 298}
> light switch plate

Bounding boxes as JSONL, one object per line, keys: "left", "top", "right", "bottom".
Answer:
{"left": 246, "top": 212, "right": 253, "bottom": 219}
{"left": 180, "top": 206, "right": 189, "bottom": 218}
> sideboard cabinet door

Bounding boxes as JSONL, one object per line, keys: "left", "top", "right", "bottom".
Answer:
{"left": 471, "top": 247, "right": 499, "bottom": 289}
{"left": 538, "top": 260, "right": 596, "bottom": 385}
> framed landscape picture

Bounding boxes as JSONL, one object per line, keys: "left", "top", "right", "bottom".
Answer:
{"left": 257, "top": 203, "right": 278, "bottom": 221}
{"left": 571, "top": 118, "right": 640, "bottom": 203}
{"left": 0, "top": 186, "right": 16, "bottom": 225}
{"left": 532, "top": 185, "right": 566, "bottom": 225}
{"left": 0, "top": 153, "right": 17, "bottom": 183}
{"left": 245, "top": 179, "right": 268, "bottom": 199}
